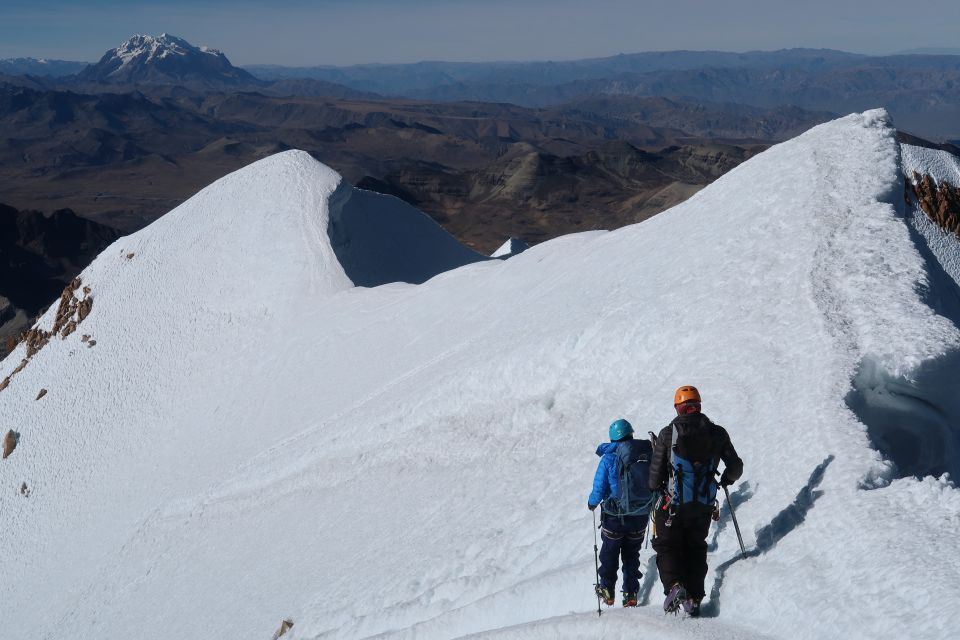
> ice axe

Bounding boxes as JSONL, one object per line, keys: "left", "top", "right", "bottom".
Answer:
{"left": 592, "top": 509, "right": 602, "bottom": 617}
{"left": 722, "top": 483, "right": 747, "bottom": 559}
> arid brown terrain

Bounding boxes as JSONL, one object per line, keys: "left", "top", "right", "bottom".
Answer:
{"left": 0, "top": 83, "right": 787, "bottom": 247}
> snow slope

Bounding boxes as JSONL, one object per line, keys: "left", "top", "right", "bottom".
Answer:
{"left": 2, "top": 111, "right": 960, "bottom": 640}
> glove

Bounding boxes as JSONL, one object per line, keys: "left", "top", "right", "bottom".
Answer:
{"left": 719, "top": 473, "right": 734, "bottom": 487}
{"left": 588, "top": 502, "right": 597, "bottom": 511}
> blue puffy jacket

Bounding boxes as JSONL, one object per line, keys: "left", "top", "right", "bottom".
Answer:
{"left": 588, "top": 442, "right": 621, "bottom": 508}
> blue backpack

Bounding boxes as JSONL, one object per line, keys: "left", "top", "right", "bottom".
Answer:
{"left": 605, "top": 439, "right": 655, "bottom": 517}
{"left": 669, "top": 425, "right": 719, "bottom": 505}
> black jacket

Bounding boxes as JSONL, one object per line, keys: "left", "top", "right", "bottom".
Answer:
{"left": 648, "top": 412, "right": 743, "bottom": 492}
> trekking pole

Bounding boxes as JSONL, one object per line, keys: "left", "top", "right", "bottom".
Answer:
{"left": 722, "top": 484, "right": 747, "bottom": 559}
{"left": 592, "top": 509, "right": 602, "bottom": 617}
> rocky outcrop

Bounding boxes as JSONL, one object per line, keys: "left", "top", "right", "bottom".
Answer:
{"left": 1, "top": 278, "right": 94, "bottom": 393}
{"left": 910, "top": 172, "right": 960, "bottom": 237}
{"left": 0, "top": 203, "right": 116, "bottom": 356}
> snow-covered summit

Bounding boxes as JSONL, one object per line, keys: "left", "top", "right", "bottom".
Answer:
{"left": 115, "top": 34, "right": 217, "bottom": 65}
{"left": 77, "top": 33, "right": 258, "bottom": 86}
{"left": 2, "top": 111, "right": 960, "bottom": 639}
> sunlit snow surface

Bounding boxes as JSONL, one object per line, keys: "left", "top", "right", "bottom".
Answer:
{"left": 2, "top": 111, "right": 960, "bottom": 640}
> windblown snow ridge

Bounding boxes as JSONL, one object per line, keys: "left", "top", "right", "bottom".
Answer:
{"left": 141, "top": 149, "right": 484, "bottom": 293}
{"left": 846, "top": 138, "right": 960, "bottom": 483}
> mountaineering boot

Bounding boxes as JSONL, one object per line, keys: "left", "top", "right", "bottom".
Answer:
{"left": 595, "top": 584, "right": 615, "bottom": 606}
{"left": 683, "top": 597, "right": 702, "bottom": 617}
{"left": 622, "top": 592, "right": 638, "bottom": 607}
{"left": 663, "top": 582, "right": 686, "bottom": 614}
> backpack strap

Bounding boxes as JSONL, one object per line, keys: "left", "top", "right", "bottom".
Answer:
{"left": 669, "top": 421, "right": 682, "bottom": 504}
{"left": 617, "top": 442, "right": 630, "bottom": 524}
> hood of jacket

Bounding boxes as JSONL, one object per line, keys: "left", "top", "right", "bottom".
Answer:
{"left": 596, "top": 442, "right": 620, "bottom": 457}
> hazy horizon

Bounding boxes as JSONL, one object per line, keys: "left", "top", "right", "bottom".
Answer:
{"left": 2, "top": 0, "right": 960, "bottom": 66}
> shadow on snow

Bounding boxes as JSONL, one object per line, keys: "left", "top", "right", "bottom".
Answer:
{"left": 701, "top": 455, "right": 834, "bottom": 618}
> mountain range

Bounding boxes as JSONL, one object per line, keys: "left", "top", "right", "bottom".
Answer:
{"left": 0, "top": 82, "right": 800, "bottom": 248}
{"left": 0, "top": 58, "right": 88, "bottom": 77}
{"left": 246, "top": 48, "right": 960, "bottom": 140}
{"left": 5, "top": 38, "right": 960, "bottom": 140}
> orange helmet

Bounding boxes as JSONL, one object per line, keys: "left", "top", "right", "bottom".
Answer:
{"left": 674, "top": 385, "right": 701, "bottom": 405}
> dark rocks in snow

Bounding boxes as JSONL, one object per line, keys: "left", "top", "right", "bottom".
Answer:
{"left": 271, "top": 619, "right": 293, "bottom": 640}
{"left": 0, "top": 202, "right": 117, "bottom": 356}
{"left": 911, "top": 171, "right": 960, "bottom": 237}
{"left": 35, "top": 389, "right": 46, "bottom": 401}
{"left": 2, "top": 429, "right": 18, "bottom": 459}
{"left": 0, "top": 278, "right": 95, "bottom": 394}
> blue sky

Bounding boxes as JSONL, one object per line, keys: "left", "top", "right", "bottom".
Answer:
{"left": 2, "top": 0, "right": 960, "bottom": 66}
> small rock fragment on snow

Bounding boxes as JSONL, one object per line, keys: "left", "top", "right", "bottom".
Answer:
{"left": 77, "top": 297, "right": 93, "bottom": 321}
{"left": 126, "top": 252, "right": 135, "bottom": 260}
{"left": 36, "top": 389, "right": 47, "bottom": 401}
{"left": 87, "top": 340, "right": 97, "bottom": 348}
{"left": 272, "top": 619, "right": 293, "bottom": 640}
{"left": 3, "top": 430, "right": 19, "bottom": 459}
{"left": 60, "top": 320, "right": 77, "bottom": 339}
{"left": 20, "top": 482, "right": 30, "bottom": 497}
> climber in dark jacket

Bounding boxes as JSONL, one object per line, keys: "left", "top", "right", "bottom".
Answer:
{"left": 649, "top": 385, "right": 743, "bottom": 617}
{"left": 587, "top": 418, "right": 650, "bottom": 608}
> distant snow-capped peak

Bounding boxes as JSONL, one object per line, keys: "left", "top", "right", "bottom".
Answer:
{"left": 111, "top": 34, "right": 222, "bottom": 71}
{"left": 79, "top": 33, "right": 255, "bottom": 85}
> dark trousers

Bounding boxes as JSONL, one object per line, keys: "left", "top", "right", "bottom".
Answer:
{"left": 651, "top": 504, "right": 712, "bottom": 599}
{"left": 598, "top": 513, "right": 648, "bottom": 593}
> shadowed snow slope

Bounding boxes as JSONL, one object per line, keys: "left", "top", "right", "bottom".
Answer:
{"left": 2, "top": 113, "right": 960, "bottom": 640}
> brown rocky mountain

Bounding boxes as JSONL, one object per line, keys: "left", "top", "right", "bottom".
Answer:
{"left": 0, "top": 83, "right": 801, "bottom": 251}
{"left": 359, "top": 141, "right": 760, "bottom": 247}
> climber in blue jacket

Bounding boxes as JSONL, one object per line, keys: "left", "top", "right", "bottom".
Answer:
{"left": 588, "top": 418, "right": 653, "bottom": 608}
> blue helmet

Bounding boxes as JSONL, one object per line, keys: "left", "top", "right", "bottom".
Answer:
{"left": 608, "top": 418, "right": 634, "bottom": 442}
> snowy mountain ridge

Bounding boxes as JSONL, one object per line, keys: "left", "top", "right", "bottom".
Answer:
{"left": 77, "top": 33, "right": 258, "bottom": 85}
{"left": 2, "top": 110, "right": 960, "bottom": 639}
{"left": 113, "top": 34, "right": 221, "bottom": 69}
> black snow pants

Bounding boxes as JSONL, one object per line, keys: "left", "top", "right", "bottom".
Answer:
{"left": 651, "top": 504, "right": 713, "bottom": 600}
{"left": 598, "top": 512, "right": 648, "bottom": 593}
